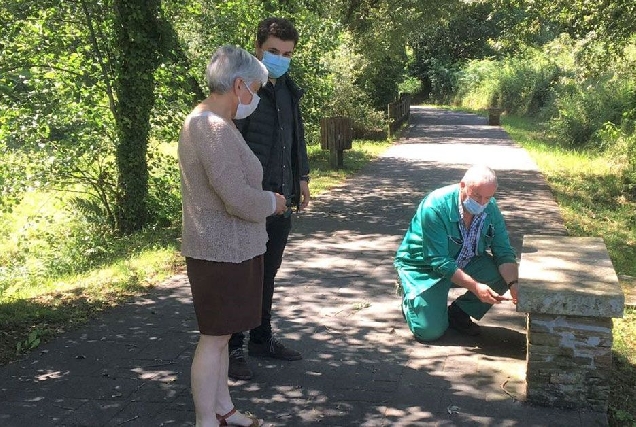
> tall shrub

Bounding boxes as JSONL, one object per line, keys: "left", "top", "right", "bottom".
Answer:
{"left": 320, "top": 32, "right": 387, "bottom": 138}
{"left": 455, "top": 50, "right": 562, "bottom": 116}
{"left": 549, "top": 76, "right": 636, "bottom": 148}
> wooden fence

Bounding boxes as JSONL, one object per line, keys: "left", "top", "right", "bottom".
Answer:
{"left": 319, "top": 94, "right": 411, "bottom": 169}
{"left": 320, "top": 116, "right": 353, "bottom": 168}
{"left": 387, "top": 93, "right": 411, "bottom": 137}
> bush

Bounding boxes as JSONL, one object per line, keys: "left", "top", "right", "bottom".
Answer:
{"left": 398, "top": 76, "right": 421, "bottom": 96}
{"left": 146, "top": 147, "right": 181, "bottom": 227}
{"left": 0, "top": 192, "right": 110, "bottom": 295}
{"left": 427, "top": 59, "right": 461, "bottom": 105}
{"left": 455, "top": 59, "right": 500, "bottom": 108}
{"left": 516, "top": 35, "right": 636, "bottom": 149}
{"left": 549, "top": 76, "right": 636, "bottom": 148}
{"left": 319, "top": 33, "right": 388, "bottom": 140}
{"left": 599, "top": 110, "right": 636, "bottom": 200}
{"left": 454, "top": 35, "right": 636, "bottom": 154}
{"left": 455, "top": 49, "right": 562, "bottom": 116}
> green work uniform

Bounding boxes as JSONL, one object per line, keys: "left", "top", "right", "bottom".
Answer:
{"left": 394, "top": 184, "right": 517, "bottom": 341}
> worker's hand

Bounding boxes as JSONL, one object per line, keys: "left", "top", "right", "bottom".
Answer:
{"left": 299, "top": 180, "right": 311, "bottom": 211}
{"left": 508, "top": 283, "right": 519, "bottom": 304}
{"left": 474, "top": 282, "right": 504, "bottom": 304}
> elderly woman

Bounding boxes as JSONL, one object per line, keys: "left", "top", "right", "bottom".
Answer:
{"left": 178, "top": 45, "right": 287, "bottom": 427}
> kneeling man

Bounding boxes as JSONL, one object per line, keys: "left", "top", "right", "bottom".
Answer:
{"left": 394, "top": 165, "right": 519, "bottom": 341}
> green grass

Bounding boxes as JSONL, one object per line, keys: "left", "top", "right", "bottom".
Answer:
{"left": 0, "top": 184, "right": 185, "bottom": 364}
{"left": 307, "top": 139, "right": 393, "bottom": 195}
{"left": 0, "top": 212, "right": 183, "bottom": 364}
{"left": 502, "top": 114, "right": 636, "bottom": 426}
{"left": 0, "top": 138, "right": 393, "bottom": 366}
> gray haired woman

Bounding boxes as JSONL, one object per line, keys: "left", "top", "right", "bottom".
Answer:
{"left": 178, "top": 45, "right": 287, "bottom": 427}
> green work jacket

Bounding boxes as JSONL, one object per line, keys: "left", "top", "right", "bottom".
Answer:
{"left": 394, "top": 184, "right": 517, "bottom": 300}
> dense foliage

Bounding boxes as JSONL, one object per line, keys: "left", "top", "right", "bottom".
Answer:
{"left": 1, "top": 1, "right": 635, "bottom": 423}
{"left": 412, "top": 1, "right": 636, "bottom": 206}
{"left": 1, "top": 0, "right": 453, "bottom": 234}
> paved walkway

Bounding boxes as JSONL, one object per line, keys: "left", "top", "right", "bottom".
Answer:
{"left": 0, "top": 107, "right": 608, "bottom": 426}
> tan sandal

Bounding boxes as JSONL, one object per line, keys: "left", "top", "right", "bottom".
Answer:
{"left": 216, "top": 407, "right": 263, "bottom": 427}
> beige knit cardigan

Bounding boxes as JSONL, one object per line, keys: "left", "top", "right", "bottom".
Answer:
{"left": 178, "top": 111, "right": 275, "bottom": 263}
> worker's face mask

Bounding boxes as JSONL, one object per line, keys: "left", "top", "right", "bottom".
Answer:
{"left": 463, "top": 197, "right": 486, "bottom": 215}
{"left": 262, "top": 51, "right": 291, "bottom": 78}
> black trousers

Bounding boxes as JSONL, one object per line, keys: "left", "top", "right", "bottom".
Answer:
{"left": 229, "top": 214, "right": 292, "bottom": 348}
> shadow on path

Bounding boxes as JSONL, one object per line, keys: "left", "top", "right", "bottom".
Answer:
{"left": 1, "top": 106, "right": 607, "bottom": 427}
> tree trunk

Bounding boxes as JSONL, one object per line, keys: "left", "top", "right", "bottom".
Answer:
{"left": 112, "top": 0, "right": 161, "bottom": 234}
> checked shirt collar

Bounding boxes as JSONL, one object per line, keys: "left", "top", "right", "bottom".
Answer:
{"left": 456, "top": 201, "right": 487, "bottom": 269}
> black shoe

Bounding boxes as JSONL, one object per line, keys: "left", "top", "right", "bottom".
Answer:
{"left": 248, "top": 336, "right": 302, "bottom": 361}
{"left": 228, "top": 348, "right": 253, "bottom": 380}
{"left": 448, "top": 303, "right": 481, "bottom": 336}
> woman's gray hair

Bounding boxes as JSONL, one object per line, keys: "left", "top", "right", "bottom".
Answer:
{"left": 205, "top": 45, "right": 268, "bottom": 94}
{"left": 461, "top": 164, "right": 498, "bottom": 187}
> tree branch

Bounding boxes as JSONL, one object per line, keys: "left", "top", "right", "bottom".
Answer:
{"left": 79, "top": 0, "right": 118, "bottom": 121}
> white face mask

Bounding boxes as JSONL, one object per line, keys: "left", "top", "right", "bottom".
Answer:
{"left": 235, "top": 83, "right": 260, "bottom": 119}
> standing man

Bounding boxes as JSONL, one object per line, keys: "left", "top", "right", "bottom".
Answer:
{"left": 230, "top": 17, "right": 311, "bottom": 380}
{"left": 394, "top": 165, "right": 519, "bottom": 342}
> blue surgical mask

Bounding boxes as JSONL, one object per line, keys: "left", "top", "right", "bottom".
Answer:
{"left": 463, "top": 197, "right": 487, "bottom": 215}
{"left": 261, "top": 51, "right": 291, "bottom": 78}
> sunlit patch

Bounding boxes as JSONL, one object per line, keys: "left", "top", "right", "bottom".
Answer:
{"left": 36, "top": 370, "right": 67, "bottom": 381}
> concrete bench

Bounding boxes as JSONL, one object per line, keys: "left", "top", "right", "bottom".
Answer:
{"left": 517, "top": 235, "right": 625, "bottom": 412}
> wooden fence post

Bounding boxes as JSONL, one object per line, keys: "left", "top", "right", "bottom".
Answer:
{"left": 488, "top": 107, "right": 503, "bottom": 125}
{"left": 320, "top": 117, "right": 353, "bottom": 169}
{"left": 387, "top": 94, "right": 411, "bottom": 138}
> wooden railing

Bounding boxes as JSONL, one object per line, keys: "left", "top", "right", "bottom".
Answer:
{"left": 320, "top": 94, "right": 411, "bottom": 169}
{"left": 387, "top": 93, "right": 411, "bottom": 137}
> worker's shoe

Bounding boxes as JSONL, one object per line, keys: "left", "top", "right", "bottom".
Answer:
{"left": 448, "top": 302, "right": 481, "bottom": 336}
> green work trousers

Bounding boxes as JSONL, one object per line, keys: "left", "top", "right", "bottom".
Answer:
{"left": 402, "top": 253, "right": 507, "bottom": 342}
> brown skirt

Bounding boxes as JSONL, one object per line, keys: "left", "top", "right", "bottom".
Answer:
{"left": 186, "top": 255, "right": 263, "bottom": 336}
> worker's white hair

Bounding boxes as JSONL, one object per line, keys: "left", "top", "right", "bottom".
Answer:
{"left": 461, "top": 164, "right": 497, "bottom": 187}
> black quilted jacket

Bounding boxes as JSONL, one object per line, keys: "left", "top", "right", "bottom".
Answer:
{"left": 235, "top": 74, "right": 310, "bottom": 209}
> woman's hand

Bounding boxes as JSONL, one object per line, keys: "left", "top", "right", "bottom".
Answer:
{"left": 274, "top": 193, "right": 287, "bottom": 215}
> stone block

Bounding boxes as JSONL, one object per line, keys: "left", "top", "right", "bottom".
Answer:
{"left": 517, "top": 236, "right": 624, "bottom": 318}
{"left": 525, "top": 344, "right": 557, "bottom": 359}
{"left": 519, "top": 236, "right": 623, "bottom": 412}
{"left": 549, "top": 371, "right": 582, "bottom": 385}
{"left": 527, "top": 330, "right": 561, "bottom": 346}
{"left": 593, "top": 352, "right": 613, "bottom": 369}
{"left": 619, "top": 274, "right": 636, "bottom": 308}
